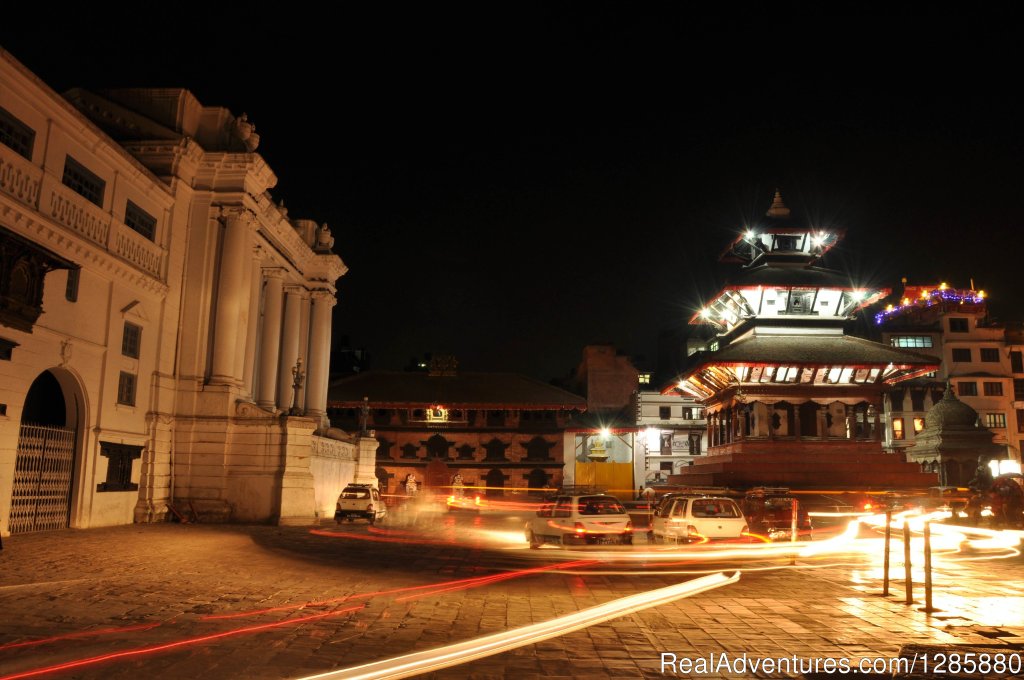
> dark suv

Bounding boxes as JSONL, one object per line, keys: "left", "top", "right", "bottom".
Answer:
{"left": 742, "top": 487, "right": 811, "bottom": 540}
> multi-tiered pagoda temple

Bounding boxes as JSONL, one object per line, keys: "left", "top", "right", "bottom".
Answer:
{"left": 663, "top": 192, "right": 940, "bottom": 489}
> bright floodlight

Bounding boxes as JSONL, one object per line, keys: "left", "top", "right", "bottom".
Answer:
{"left": 700, "top": 308, "right": 711, "bottom": 319}
{"left": 744, "top": 230, "right": 756, "bottom": 241}
{"left": 599, "top": 427, "right": 611, "bottom": 439}
{"left": 850, "top": 290, "right": 865, "bottom": 301}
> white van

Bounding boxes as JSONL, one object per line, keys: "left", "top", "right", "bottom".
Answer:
{"left": 650, "top": 495, "right": 747, "bottom": 544}
{"left": 526, "top": 494, "right": 632, "bottom": 547}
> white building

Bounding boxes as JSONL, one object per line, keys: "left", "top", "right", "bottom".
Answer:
{"left": 876, "top": 284, "right": 1018, "bottom": 475}
{"left": 633, "top": 391, "right": 706, "bottom": 484}
{"left": 1, "top": 48, "right": 371, "bottom": 538}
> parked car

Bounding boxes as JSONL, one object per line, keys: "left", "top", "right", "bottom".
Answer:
{"left": 742, "top": 487, "right": 812, "bottom": 540}
{"left": 525, "top": 493, "right": 632, "bottom": 548}
{"left": 335, "top": 484, "right": 387, "bottom": 524}
{"left": 649, "top": 495, "right": 748, "bottom": 544}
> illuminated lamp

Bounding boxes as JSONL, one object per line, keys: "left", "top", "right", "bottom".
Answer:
{"left": 901, "top": 297, "right": 910, "bottom": 306}
{"left": 885, "top": 304, "right": 894, "bottom": 312}
{"left": 940, "top": 282, "right": 948, "bottom": 290}
{"left": 700, "top": 308, "right": 712, "bottom": 319}
{"left": 850, "top": 290, "right": 865, "bottom": 301}
{"left": 920, "top": 290, "right": 928, "bottom": 298}
{"left": 600, "top": 427, "right": 610, "bottom": 439}
{"left": 744, "top": 230, "right": 756, "bottom": 241}
{"left": 978, "top": 290, "right": 986, "bottom": 299}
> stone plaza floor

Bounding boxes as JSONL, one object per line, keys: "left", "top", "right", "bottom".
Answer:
{"left": 0, "top": 517, "right": 1022, "bottom": 679}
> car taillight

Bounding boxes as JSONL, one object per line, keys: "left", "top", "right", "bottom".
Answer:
{"left": 447, "top": 495, "right": 455, "bottom": 504}
{"left": 336, "top": 502, "right": 342, "bottom": 511}
{"left": 367, "top": 504, "right": 374, "bottom": 512}
{"left": 574, "top": 522, "right": 586, "bottom": 534}
{"left": 625, "top": 520, "right": 632, "bottom": 532}
{"left": 474, "top": 496, "right": 481, "bottom": 506}
{"left": 741, "top": 524, "right": 748, "bottom": 534}
{"left": 686, "top": 524, "right": 699, "bottom": 536}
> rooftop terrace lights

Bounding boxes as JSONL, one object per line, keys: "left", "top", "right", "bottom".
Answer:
{"left": 874, "top": 284, "right": 987, "bottom": 325}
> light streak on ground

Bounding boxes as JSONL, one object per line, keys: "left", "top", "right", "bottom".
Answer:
{"left": 0, "top": 606, "right": 365, "bottom": 680}
{"left": 0, "top": 624, "right": 162, "bottom": 651}
{"left": 203, "top": 559, "right": 596, "bottom": 620}
{"left": 295, "top": 572, "right": 740, "bottom": 680}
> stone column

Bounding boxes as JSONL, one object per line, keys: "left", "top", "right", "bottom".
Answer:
{"left": 305, "top": 290, "right": 335, "bottom": 422}
{"left": 256, "top": 269, "right": 285, "bottom": 409}
{"left": 296, "top": 290, "right": 312, "bottom": 410}
{"left": 210, "top": 209, "right": 254, "bottom": 385}
{"left": 277, "top": 286, "right": 305, "bottom": 410}
{"left": 241, "top": 245, "right": 263, "bottom": 397}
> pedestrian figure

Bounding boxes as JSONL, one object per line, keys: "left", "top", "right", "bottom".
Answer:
{"left": 405, "top": 473, "right": 418, "bottom": 497}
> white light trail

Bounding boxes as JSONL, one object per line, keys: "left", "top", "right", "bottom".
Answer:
{"left": 295, "top": 571, "right": 739, "bottom": 680}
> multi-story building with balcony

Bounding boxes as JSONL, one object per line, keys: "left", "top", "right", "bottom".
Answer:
{"left": 0, "top": 48, "right": 357, "bottom": 537}
{"left": 633, "top": 391, "right": 706, "bottom": 484}
{"left": 875, "top": 285, "right": 1019, "bottom": 482}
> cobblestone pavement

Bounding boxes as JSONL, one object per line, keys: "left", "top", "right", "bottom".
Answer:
{"left": 1, "top": 511, "right": 1022, "bottom": 679}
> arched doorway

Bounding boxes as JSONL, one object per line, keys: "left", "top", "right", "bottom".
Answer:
{"left": 485, "top": 468, "right": 505, "bottom": 497}
{"left": 424, "top": 458, "right": 451, "bottom": 492}
{"left": 10, "top": 369, "right": 82, "bottom": 533}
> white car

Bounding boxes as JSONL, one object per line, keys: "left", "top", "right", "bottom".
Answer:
{"left": 335, "top": 484, "right": 387, "bottom": 524}
{"left": 525, "top": 494, "right": 632, "bottom": 548}
{"left": 650, "top": 495, "right": 747, "bottom": 544}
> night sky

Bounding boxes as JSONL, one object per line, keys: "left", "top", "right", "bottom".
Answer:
{"left": 3, "top": 8, "right": 1021, "bottom": 381}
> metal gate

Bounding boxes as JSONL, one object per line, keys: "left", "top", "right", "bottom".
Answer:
{"left": 9, "top": 423, "right": 76, "bottom": 533}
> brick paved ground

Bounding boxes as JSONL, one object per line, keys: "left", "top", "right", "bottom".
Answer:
{"left": 0, "top": 515, "right": 1022, "bottom": 679}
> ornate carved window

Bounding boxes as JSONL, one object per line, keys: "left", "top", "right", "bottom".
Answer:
{"left": 0, "top": 227, "right": 74, "bottom": 332}
{"left": 97, "top": 442, "right": 142, "bottom": 492}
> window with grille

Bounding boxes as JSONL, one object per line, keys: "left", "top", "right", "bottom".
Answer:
{"left": 949, "top": 317, "right": 969, "bottom": 333}
{"left": 983, "top": 413, "right": 1006, "bottom": 429}
{"left": 0, "top": 105, "right": 35, "bottom": 159}
{"left": 980, "top": 348, "right": 1000, "bottom": 362}
{"left": 97, "top": 442, "right": 141, "bottom": 492}
{"left": 1015, "top": 379, "right": 1024, "bottom": 400}
{"left": 951, "top": 348, "right": 971, "bottom": 362}
{"left": 958, "top": 382, "right": 977, "bottom": 397}
{"left": 913, "top": 418, "right": 925, "bottom": 433}
{"left": 659, "top": 406, "right": 671, "bottom": 420}
{"left": 121, "top": 322, "right": 142, "bottom": 358}
{"left": 62, "top": 156, "right": 105, "bottom": 206}
{"left": 124, "top": 201, "right": 157, "bottom": 240}
{"left": 892, "top": 417, "right": 905, "bottom": 440}
{"left": 117, "top": 371, "right": 137, "bottom": 406}
{"left": 983, "top": 382, "right": 1003, "bottom": 396}
{"left": 1012, "top": 351, "right": 1023, "bottom": 373}
{"left": 1017, "top": 410, "right": 1024, "bottom": 434}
